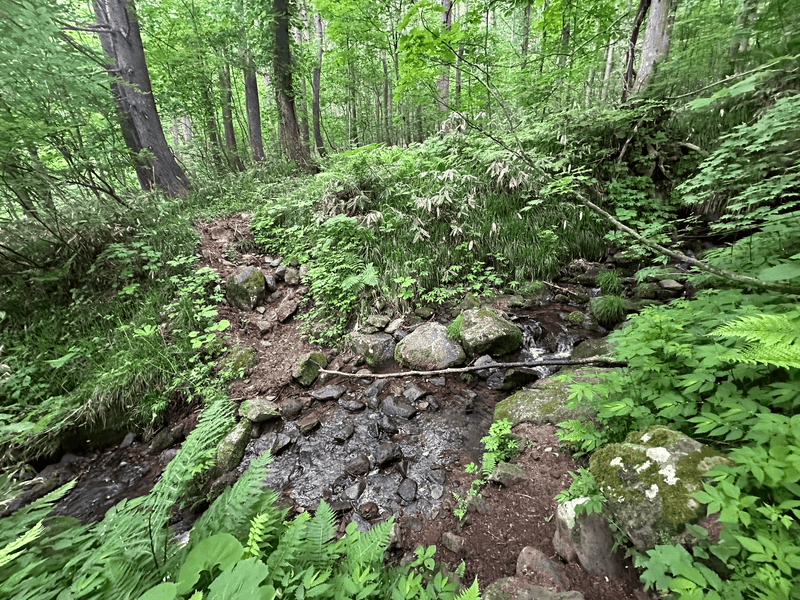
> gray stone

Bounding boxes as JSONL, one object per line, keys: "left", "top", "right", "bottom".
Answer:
{"left": 239, "top": 397, "right": 280, "bottom": 422}
{"left": 385, "top": 318, "right": 404, "bottom": 334}
{"left": 349, "top": 332, "right": 396, "bottom": 367}
{"left": 333, "top": 424, "right": 355, "bottom": 443}
{"left": 311, "top": 384, "right": 346, "bottom": 401}
{"left": 403, "top": 386, "right": 426, "bottom": 402}
{"left": 297, "top": 414, "right": 320, "bottom": 435}
{"left": 589, "top": 425, "right": 732, "bottom": 551}
{"left": 639, "top": 266, "right": 689, "bottom": 283}
{"left": 397, "top": 478, "right": 417, "bottom": 503}
{"left": 570, "top": 338, "right": 616, "bottom": 361}
{"left": 379, "top": 415, "right": 399, "bottom": 435}
{"left": 292, "top": 352, "right": 327, "bottom": 387}
{"left": 158, "top": 448, "right": 178, "bottom": 466}
{"left": 274, "top": 265, "right": 286, "bottom": 280}
{"left": 272, "top": 433, "right": 292, "bottom": 454}
{"left": 219, "top": 346, "right": 259, "bottom": 375}
{"left": 489, "top": 462, "right": 527, "bottom": 487}
{"left": 516, "top": 546, "right": 564, "bottom": 589}
{"left": 441, "top": 532, "right": 464, "bottom": 554}
{"left": 345, "top": 479, "right": 366, "bottom": 500}
{"left": 255, "top": 319, "right": 275, "bottom": 336}
{"left": 374, "top": 442, "right": 402, "bottom": 467}
{"left": 213, "top": 420, "right": 252, "bottom": 475}
{"left": 271, "top": 258, "right": 282, "bottom": 268}
{"left": 633, "top": 282, "right": 660, "bottom": 300}
{"left": 474, "top": 355, "right": 499, "bottom": 378}
{"left": 381, "top": 396, "right": 417, "bottom": 419}
{"left": 345, "top": 454, "right": 371, "bottom": 477}
{"left": 552, "top": 497, "right": 621, "bottom": 578}
{"left": 120, "top": 432, "right": 137, "bottom": 449}
{"left": 659, "top": 279, "right": 685, "bottom": 291}
{"left": 430, "top": 484, "right": 444, "bottom": 499}
{"left": 366, "top": 315, "right": 391, "bottom": 329}
{"left": 414, "top": 306, "right": 435, "bottom": 318}
{"left": 279, "top": 399, "right": 303, "bottom": 420}
{"left": 429, "top": 377, "right": 446, "bottom": 387}
{"left": 362, "top": 379, "right": 389, "bottom": 399}
{"left": 284, "top": 267, "right": 300, "bottom": 285}
{"left": 264, "top": 275, "right": 277, "bottom": 293}
{"left": 395, "top": 322, "right": 466, "bottom": 370}
{"left": 226, "top": 266, "right": 266, "bottom": 310}
{"left": 270, "top": 290, "right": 282, "bottom": 301}
{"left": 339, "top": 399, "right": 366, "bottom": 412}
{"left": 484, "top": 578, "right": 583, "bottom": 600}
{"left": 360, "top": 502, "right": 379, "bottom": 520}
{"left": 275, "top": 293, "right": 299, "bottom": 322}
{"left": 456, "top": 308, "right": 523, "bottom": 357}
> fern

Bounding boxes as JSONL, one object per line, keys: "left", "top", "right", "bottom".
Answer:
{"left": 265, "top": 511, "right": 310, "bottom": 586}
{"left": 711, "top": 312, "right": 800, "bottom": 368}
{"left": 340, "top": 518, "right": 393, "bottom": 570}
{"left": 341, "top": 262, "right": 379, "bottom": 292}
{"left": 299, "top": 500, "right": 338, "bottom": 570}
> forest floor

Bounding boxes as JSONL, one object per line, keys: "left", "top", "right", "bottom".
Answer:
{"left": 47, "top": 213, "right": 654, "bottom": 600}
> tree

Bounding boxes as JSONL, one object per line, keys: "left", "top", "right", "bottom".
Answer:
{"left": 311, "top": 13, "right": 327, "bottom": 156}
{"left": 93, "top": 0, "right": 190, "bottom": 196}
{"left": 219, "top": 62, "right": 245, "bottom": 171}
{"left": 632, "top": 0, "right": 677, "bottom": 94}
{"left": 622, "top": 0, "right": 651, "bottom": 102}
{"left": 242, "top": 46, "right": 265, "bottom": 163}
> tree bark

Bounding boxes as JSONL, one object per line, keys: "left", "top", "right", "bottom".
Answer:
{"left": 521, "top": 4, "right": 531, "bottom": 69}
{"left": 292, "top": 23, "right": 311, "bottom": 149}
{"left": 346, "top": 37, "right": 359, "bottom": 147}
{"left": 182, "top": 117, "right": 192, "bottom": 142}
{"left": 201, "top": 84, "right": 223, "bottom": 169}
{"left": 219, "top": 62, "right": 244, "bottom": 171}
{"left": 273, "top": 0, "right": 316, "bottom": 171}
{"left": 601, "top": 38, "right": 615, "bottom": 101}
{"left": 383, "top": 51, "right": 391, "bottom": 145}
{"left": 93, "top": 0, "right": 190, "bottom": 196}
{"left": 437, "top": 0, "right": 453, "bottom": 113}
{"left": 729, "top": 0, "right": 758, "bottom": 67}
{"left": 632, "top": 0, "right": 676, "bottom": 94}
{"left": 621, "top": 0, "right": 651, "bottom": 102}
{"left": 242, "top": 50, "right": 265, "bottom": 163}
{"left": 311, "top": 13, "right": 327, "bottom": 157}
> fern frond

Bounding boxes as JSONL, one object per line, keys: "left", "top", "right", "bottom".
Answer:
{"left": 343, "top": 517, "right": 393, "bottom": 569}
{"left": 712, "top": 313, "right": 800, "bottom": 368}
{"left": 298, "top": 500, "right": 337, "bottom": 569}
{"left": 265, "top": 512, "right": 310, "bottom": 586}
{"left": 455, "top": 577, "right": 481, "bottom": 600}
{"left": 0, "top": 520, "right": 44, "bottom": 567}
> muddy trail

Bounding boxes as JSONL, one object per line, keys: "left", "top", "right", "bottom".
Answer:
{"left": 16, "top": 213, "right": 652, "bottom": 600}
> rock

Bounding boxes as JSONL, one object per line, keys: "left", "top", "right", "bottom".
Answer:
{"left": 429, "top": 377, "right": 446, "bottom": 387}
{"left": 633, "top": 282, "right": 660, "bottom": 300}
{"left": 297, "top": 414, "right": 320, "bottom": 435}
{"left": 482, "top": 579, "right": 584, "bottom": 600}
{"left": 275, "top": 293, "right": 299, "bottom": 322}
{"left": 466, "top": 495, "right": 489, "bottom": 513}
{"left": 279, "top": 398, "right": 303, "bottom": 420}
{"left": 299, "top": 264, "right": 308, "bottom": 279}
{"left": 119, "top": 432, "right": 137, "bottom": 449}
{"left": 345, "top": 454, "right": 371, "bottom": 477}
{"left": 239, "top": 397, "right": 280, "bottom": 422}
{"left": 361, "top": 325, "right": 379, "bottom": 335}
{"left": 570, "top": 338, "right": 616, "bottom": 361}
{"left": 360, "top": 502, "right": 380, "bottom": 520}
{"left": 659, "top": 279, "right": 684, "bottom": 292}
{"left": 494, "top": 366, "right": 617, "bottom": 426}
{"left": 271, "top": 258, "right": 282, "bottom": 268}
{"left": 310, "top": 384, "right": 347, "bottom": 401}
{"left": 397, "top": 478, "right": 417, "bottom": 503}
{"left": 148, "top": 422, "right": 186, "bottom": 454}
{"left": 292, "top": 352, "right": 327, "bottom": 387}
{"left": 339, "top": 399, "right": 366, "bottom": 412}
{"left": 489, "top": 462, "right": 527, "bottom": 487}
{"left": 453, "top": 293, "right": 481, "bottom": 315}
{"left": 264, "top": 275, "right": 277, "bottom": 293}
{"left": 381, "top": 396, "right": 417, "bottom": 419}
{"left": 255, "top": 319, "right": 275, "bottom": 336}
{"left": 272, "top": 433, "right": 292, "bottom": 454}
{"left": 333, "top": 424, "right": 355, "bottom": 443}
{"left": 638, "top": 266, "right": 689, "bottom": 284}
{"left": 349, "top": 332, "right": 396, "bottom": 367}
{"left": 344, "top": 479, "right": 366, "bottom": 500}
{"left": 270, "top": 290, "right": 282, "bottom": 302}
{"left": 394, "top": 322, "right": 466, "bottom": 370}
{"left": 474, "top": 355, "right": 499, "bottom": 378}
{"left": 226, "top": 266, "right": 266, "bottom": 310}
{"left": 402, "top": 386, "right": 426, "bottom": 402}
{"left": 566, "top": 311, "right": 584, "bottom": 326}
{"left": 430, "top": 484, "right": 444, "bottom": 500}
{"left": 441, "top": 532, "right": 464, "bottom": 554}
{"left": 159, "top": 448, "right": 178, "bottom": 466}
{"left": 274, "top": 265, "right": 286, "bottom": 280}
{"left": 508, "top": 295, "right": 534, "bottom": 309}
{"left": 213, "top": 420, "right": 252, "bottom": 475}
{"left": 414, "top": 306, "right": 435, "bottom": 318}
{"left": 219, "top": 346, "right": 259, "bottom": 375}
{"left": 362, "top": 379, "right": 389, "bottom": 400}
{"left": 486, "top": 368, "right": 537, "bottom": 391}
{"left": 554, "top": 294, "right": 570, "bottom": 304}
{"left": 374, "top": 442, "right": 402, "bottom": 467}
{"left": 516, "top": 546, "right": 564, "bottom": 590}
{"left": 205, "top": 472, "right": 239, "bottom": 504}
{"left": 284, "top": 267, "right": 300, "bottom": 285}
{"left": 378, "top": 415, "right": 398, "bottom": 435}
{"left": 589, "top": 425, "right": 732, "bottom": 551}
{"left": 456, "top": 307, "right": 523, "bottom": 357}
{"left": 385, "top": 318, "right": 403, "bottom": 334}
{"left": 552, "top": 497, "right": 622, "bottom": 578}
{"left": 365, "top": 315, "right": 391, "bottom": 329}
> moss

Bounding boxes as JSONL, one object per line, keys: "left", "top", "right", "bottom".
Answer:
{"left": 625, "top": 425, "right": 684, "bottom": 447}
{"left": 566, "top": 311, "right": 584, "bottom": 325}
{"left": 539, "top": 398, "right": 558, "bottom": 415}
{"left": 292, "top": 351, "right": 327, "bottom": 386}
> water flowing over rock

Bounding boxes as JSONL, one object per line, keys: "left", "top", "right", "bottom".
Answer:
{"left": 456, "top": 307, "right": 523, "bottom": 357}
{"left": 226, "top": 266, "right": 266, "bottom": 310}
{"left": 394, "top": 322, "right": 466, "bottom": 370}
{"left": 589, "top": 425, "right": 732, "bottom": 551}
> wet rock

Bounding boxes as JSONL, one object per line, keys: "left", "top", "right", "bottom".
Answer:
{"left": 226, "top": 266, "right": 266, "bottom": 310}
{"left": 589, "top": 425, "right": 732, "bottom": 551}
{"left": 349, "top": 332, "right": 396, "bottom": 367}
{"left": 489, "top": 462, "right": 527, "bottom": 487}
{"left": 379, "top": 415, "right": 399, "bottom": 435}
{"left": 213, "top": 419, "right": 252, "bottom": 475}
{"left": 275, "top": 293, "right": 299, "bottom": 322}
{"left": 374, "top": 442, "right": 403, "bottom": 467}
{"left": 344, "top": 479, "right": 366, "bottom": 501}
{"left": 385, "top": 318, "right": 403, "bottom": 334}
{"left": 395, "top": 322, "right": 466, "bottom": 370}
{"left": 382, "top": 396, "right": 417, "bottom": 420}
{"left": 570, "top": 338, "right": 615, "bottom": 361}
{"left": 426, "top": 396, "right": 441, "bottom": 411}
{"left": 148, "top": 422, "right": 185, "bottom": 454}
{"left": 272, "top": 433, "right": 293, "bottom": 454}
{"left": 274, "top": 264, "right": 286, "bottom": 280}
{"left": 441, "top": 532, "right": 464, "bottom": 554}
{"left": 428, "top": 377, "right": 446, "bottom": 387}
{"left": 397, "top": 478, "right": 417, "bottom": 504}
{"left": 279, "top": 398, "right": 303, "bottom": 420}
{"left": 486, "top": 368, "right": 537, "bottom": 391}
{"left": 456, "top": 307, "right": 523, "bottom": 357}
{"left": 297, "top": 414, "right": 320, "bottom": 435}
{"left": 414, "top": 306, "right": 435, "bottom": 319}
{"left": 453, "top": 293, "right": 481, "bottom": 316}
{"left": 239, "top": 397, "right": 280, "bottom": 422}
{"left": 333, "top": 424, "right": 355, "bottom": 443}
{"left": 403, "top": 385, "right": 426, "bottom": 402}
{"left": 367, "top": 422, "right": 381, "bottom": 438}
{"left": 292, "top": 352, "right": 327, "bottom": 387}
{"left": 159, "top": 448, "right": 178, "bottom": 466}
{"left": 516, "top": 546, "right": 565, "bottom": 590}
{"left": 360, "top": 502, "right": 380, "bottom": 520}
{"left": 119, "top": 432, "right": 137, "bottom": 449}
{"left": 366, "top": 315, "right": 391, "bottom": 329}
{"left": 345, "top": 454, "right": 371, "bottom": 477}
{"left": 553, "top": 497, "right": 622, "bottom": 578}
{"left": 311, "top": 384, "right": 346, "bottom": 401}
{"left": 339, "top": 399, "right": 366, "bottom": 412}
{"left": 218, "top": 345, "right": 259, "bottom": 375}
{"left": 362, "top": 379, "right": 389, "bottom": 400}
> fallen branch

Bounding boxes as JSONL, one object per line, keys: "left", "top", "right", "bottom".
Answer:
{"left": 319, "top": 356, "right": 627, "bottom": 380}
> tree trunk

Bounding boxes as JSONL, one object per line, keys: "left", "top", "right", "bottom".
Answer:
{"left": 312, "top": 13, "right": 326, "bottom": 157}
{"left": 585, "top": 68, "right": 596, "bottom": 107}
{"left": 729, "top": 0, "right": 758, "bottom": 67}
{"left": 201, "top": 84, "right": 223, "bottom": 169}
{"left": 600, "top": 38, "right": 615, "bottom": 101}
{"left": 219, "top": 62, "right": 244, "bottom": 171}
{"left": 621, "top": 0, "right": 651, "bottom": 102}
{"left": 273, "top": 0, "right": 316, "bottom": 171}
{"left": 539, "top": 0, "right": 550, "bottom": 75}
{"left": 632, "top": 0, "right": 676, "bottom": 94}
{"left": 521, "top": 4, "right": 531, "bottom": 69}
{"left": 182, "top": 117, "right": 192, "bottom": 142}
{"left": 93, "top": 0, "right": 190, "bottom": 196}
{"left": 292, "top": 25, "right": 311, "bottom": 149}
{"left": 437, "top": 0, "right": 453, "bottom": 113}
{"left": 346, "top": 37, "right": 359, "bottom": 147}
{"left": 415, "top": 104, "right": 423, "bottom": 143}
{"left": 242, "top": 51, "right": 265, "bottom": 163}
{"left": 383, "top": 51, "right": 391, "bottom": 145}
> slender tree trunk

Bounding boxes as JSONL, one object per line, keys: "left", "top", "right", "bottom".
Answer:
{"left": 622, "top": 0, "right": 651, "bottom": 102}
{"left": 601, "top": 38, "right": 615, "bottom": 101}
{"left": 729, "top": 0, "right": 758, "bottom": 69}
{"left": 219, "top": 62, "right": 244, "bottom": 171}
{"left": 539, "top": 0, "right": 550, "bottom": 75}
{"left": 201, "top": 85, "right": 223, "bottom": 168}
{"left": 242, "top": 50, "right": 265, "bottom": 163}
{"left": 585, "top": 68, "right": 596, "bottom": 107}
{"left": 346, "top": 37, "right": 359, "bottom": 147}
{"left": 521, "top": 4, "right": 531, "bottom": 69}
{"left": 93, "top": 0, "right": 190, "bottom": 196}
{"left": 383, "top": 51, "right": 391, "bottom": 145}
{"left": 632, "top": 0, "right": 676, "bottom": 94}
{"left": 437, "top": 0, "right": 453, "bottom": 113}
{"left": 292, "top": 25, "right": 311, "bottom": 149}
{"left": 182, "top": 117, "right": 192, "bottom": 142}
{"left": 311, "top": 13, "right": 326, "bottom": 157}
{"left": 273, "top": 0, "right": 316, "bottom": 171}
{"left": 415, "top": 104, "right": 423, "bottom": 143}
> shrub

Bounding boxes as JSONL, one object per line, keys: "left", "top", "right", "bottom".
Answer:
{"left": 590, "top": 295, "right": 626, "bottom": 328}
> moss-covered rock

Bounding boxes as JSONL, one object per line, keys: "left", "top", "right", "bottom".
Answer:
{"left": 365, "top": 314, "right": 391, "bottom": 329}
{"left": 292, "top": 352, "right": 327, "bottom": 386}
{"left": 633, "top": 282, "right": 660, "bottom": 300}
{"left": 219, "top": 346, "right": 259, "bottom": 376}
{"left": 566, "top": 311, "right": 585, "bottom": 326}
{"left": 570, "top": 338, "right": 616, "bottom": 361}
{"left": 349, "top": 332, "right": 395, "bottom": 366}
{"left": 239, "top": 397, "right": 280, "bottom": 422}
{"left": 457, "top": 307, "right": 523, "bottom": 357}
{"left": 395, "top": 322, "right": 466, "bottom": 370}
{"left": 453, "top": 293, "right": 482, "bottom": 315}
{"left": 226, "top": 266, "right": 266, "bottom": 310}
{"left": 212, "top": 419, "right": 252, "bottom": 476}
{"left": 588, "top": 425, "right": 732, "bottom": 551}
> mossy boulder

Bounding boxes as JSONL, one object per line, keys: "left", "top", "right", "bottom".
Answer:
{"left": 452, "top": 293, "right": 482, "bottom": 316}
{"left": 570, "top": 338, "right": 616, "bottom": 361}
{"left": 566, "top": 311, "right": 584, "bottom": 326}
{"left": 212, "top": 419, "right": 252, "bottom": 476}
{"left": 219, "top": 346, "right": 259, "bottom": 376}
{"left": 493, "top": 366, "right": 615, "bottom": 426}
{"left": 637, "top": 266, "right": 689, "bottom": 284}
{"left": 350, "top": 332, "right": 395, "bottom": 367}
{"left": 588, "top": 425, "right": 732, "bottom": 551}
{"left": 239, "top": 397, "right": 280, "bottom": 422}
{"left": 456, "top": 307, "right": 523, "bottom": 357}
{"left": 395, "top": 322, "right": 466, "bottom": 370}
{"left": 226, "top": 266, "right": 266, "bottom": 310}
{"left": 292, "top": 352, "right": 327, "bottom": 386}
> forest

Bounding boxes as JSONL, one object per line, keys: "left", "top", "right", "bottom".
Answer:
{"left": 1, "top": 0, "right": 799, "bottom": 598}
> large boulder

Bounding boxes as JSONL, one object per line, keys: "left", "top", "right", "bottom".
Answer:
{"left": 493, "top": 367, "right": 614, "bottom": 426}
{"left": 552, "top": 497, "right": 621, "bottom": 578}
{"left": 589, "top": 425, "right": 732, "bottom": 551}
{"left": 456, "top": 307, "right": 523, "bottom": 357}
{"left": 226, "top": 266, "right": 266, "bottom": 310}
{"left": 350, "top": 332, "right": 396, "bottom": 367}
{"left": 483, "top": 580, "right": 583, "bottom": 600}
{"left": 292, "top": 352, "right": 327, "bottom": 387}
{"left": 394, "top": 322, "right": 466, "bottom": 370}
{"left": 218, "top": 346, "right": 259, "bottom": 376}
{"left": 212, "top": 419, "right": 252, "bottom": 475}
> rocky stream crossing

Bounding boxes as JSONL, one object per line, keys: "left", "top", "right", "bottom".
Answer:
{"left": 8, "top": 213, "right": 721, "bottom": 600}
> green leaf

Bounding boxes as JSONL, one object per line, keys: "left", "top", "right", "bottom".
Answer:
{"left": 758, "top": 263, "right": 800, "bottom": 281}
{"left": 176, "top": 533, "right": 244, "bottom": 595}
{"left": 735, "top": 536, "right": 765, "bottom": 554}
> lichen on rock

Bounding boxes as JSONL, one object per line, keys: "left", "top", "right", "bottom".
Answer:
{"left": 456, "top": 307, "right": 523, "bottom": 357}
{"left": 394, "top": 322, "right": 466, "bottom": 370}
